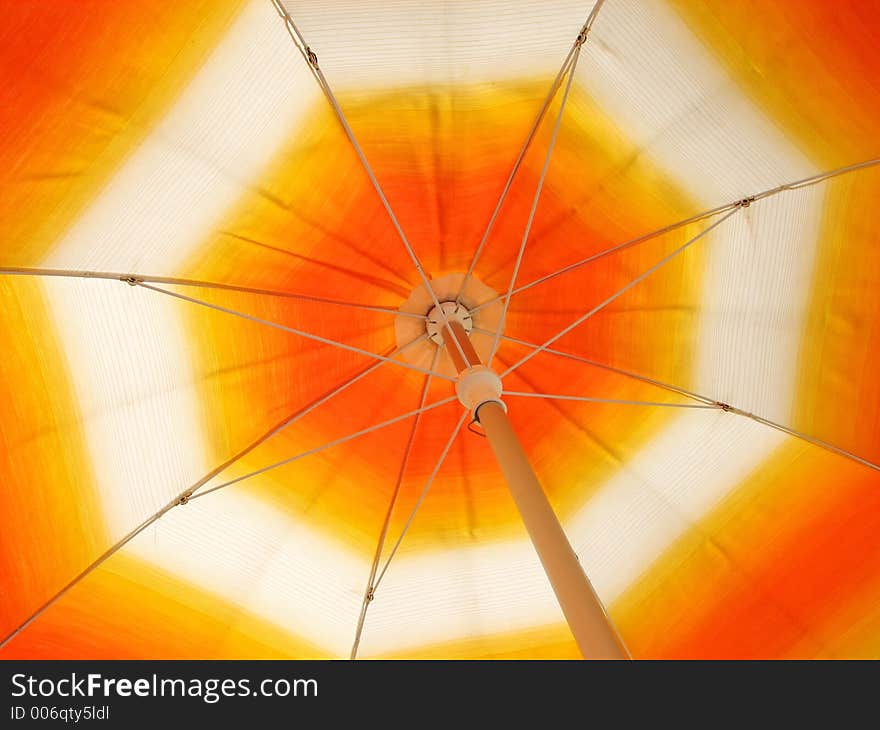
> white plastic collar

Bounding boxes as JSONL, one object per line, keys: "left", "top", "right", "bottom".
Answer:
{"left": 455, "top": 365, "right": 505, "bottom": 415}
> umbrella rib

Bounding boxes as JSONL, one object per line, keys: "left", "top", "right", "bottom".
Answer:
{"left": 500, "top": 209, "right": 739, "bottom": 378}
{"left": 506, "top": 391, "right": 879, "bottom": 472}
{"left": 0, "top": 266, "right": 422, "bottom": 319}
{"left": 269, "top": 1, "right": 470, "bottom": 368}
{"left": 488, "top": 43, "right": 582, "bottom": 365}
{"left": 491, "top": 333, "right": 880, "bottom": 472}
{"left": 136, "top": 280, "right": 453, "bottom": 381}
{"left": 470, "top": 204, "right": 737, "bottom": 316}
{"left": 269, "top": 0, "right": 324, "bottom": 87}
{"left": 454, "top": 51, "right": 575, "bottom": 305}
{"left": 502, "top": 391, "right": 718, "bottom": 409}
{"left": 455, "top": 0, "right": 605, "bottom": 306}
{"left": 371, "top": 411, "right": 469, "bottom": 594}
{"left": 0, "top": 505, "right": 173, "bottom": 652}
{"left": 350, "top": 347, "right": 441, "bottom": 660}
{"left": 470, "top": 155, "right": 880, "bottom": 316}
{"left": 217, "top": 230, "right": 412, "bottom": 298}
{"left": 473, "top": 328, "right": 716, "bottom": 405}
{"left": 0, "top": 337, "right": 431, "bottom": 651}
{"left": 722, "top": 407, "right": 880, "bottom": 473}
{"left": 190, "top": 396, "right": 459, "bottom": 500}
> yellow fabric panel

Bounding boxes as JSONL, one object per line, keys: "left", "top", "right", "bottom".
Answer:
{"left": 795, "top": 166, "right": 880, "bottom": 465}
{"left": 0, "top": 278, "right": 103, "bottom": 638}
{"left": 376, "top": 624, "right": 579, "bottom": 660}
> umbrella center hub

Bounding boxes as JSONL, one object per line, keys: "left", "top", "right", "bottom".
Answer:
{"left": 394, "top": 272, "right": 504, "bottom": 380}
{"left": 425, "top": 301, "right": 473, "bottom": 346}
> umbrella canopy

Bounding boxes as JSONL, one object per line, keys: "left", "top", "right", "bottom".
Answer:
{"left": 1, "top": 0, "right": 879, "bottom": 659}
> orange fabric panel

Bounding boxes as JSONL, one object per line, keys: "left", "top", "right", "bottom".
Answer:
{"left": 178, "top": 84, "right": 705, "bottom": 548}
{"left": 0, "top": 551, "right": 326, "bottom": 659}
{"left": 614, "top": 440, "right": 880, "bottom": 659}
{"left": 795, "top": 167, "right": 880, "bottom": 465}
{"left": 0, "top": 0, "right": 243, "bottom": 266}
{"left": 670, "top": 0, "right": 880, "bottom": 167}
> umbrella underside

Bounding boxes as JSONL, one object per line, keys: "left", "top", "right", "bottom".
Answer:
{"left": 1, "top": 0, "right": 879, "bottom": 659}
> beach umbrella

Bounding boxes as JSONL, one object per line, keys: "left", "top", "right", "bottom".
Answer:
{"left": 1, "top": 0, "right": 878, "bottom": 660}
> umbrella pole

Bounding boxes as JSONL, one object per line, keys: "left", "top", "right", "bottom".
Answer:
{"left": 445, "top": 321, "right": 629, "bottom": 660}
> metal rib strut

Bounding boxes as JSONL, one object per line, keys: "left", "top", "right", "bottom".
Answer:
{"left": 501, "top": 209, "right": 739, "bottom": 378}
{"left": 0, "top": 266, "right": 424, "bottom": 319}
{"left": 350, "top": 347, "right": 441, "bottom": 660}
{"left": 496, "top": 334, "right": 880, "bottom": 472}
{"left": 269, "top": 0, "right": 471, "bottom": 368}
{"left": 489, "top": 43, "right": 582, "bottom": 365}
{"left": 0, "top": 335, "right": 429, "bottom": 650}
{"left": 456, "top": 0, "right": 607, "bottom": 308}
{"left": 191, "top": 396, "right": 458, "bottom": 500}
{"left": 502, "top": 392, "right": 719, "bottom": 408}
{"left": 371, "top": 411, "right": 469, "bottom": 593}
{"left": 471, "top": 156, "right": 880, "bottom": 316}
{"left": 137, "top": 281, "right": 454, "bottom": 381}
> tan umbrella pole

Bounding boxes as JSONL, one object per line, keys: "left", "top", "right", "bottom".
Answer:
{"left": 446, "top": 321, "right": 629, "bottom": 659}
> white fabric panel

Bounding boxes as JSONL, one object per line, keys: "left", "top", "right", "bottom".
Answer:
{"left": 43, "top": 276, "right": 368, "bottom": 655}
{"left": 42, "top": 278, "right": 207, "bottom": 531}
{"left": 284, "top": 0, "right": 590, "bottom": 90}
{"left": 575, "top": 0, "right": 818, "bottom": 205}
{"left": 566, "top": 412, "right": 786, "bottom": 600}
{"left": 43, "top": 0, "right": 319, "bottom": 275}
{"left": 37, "top": 1, "right": 359, "bottom": 652}
{"left": 357, "top": 529, "right": 560, "bottom": 657}
{"left": 695, "top": 188, "right": 825, "bottom": 422}
{"left": 356, "top": 412, "right": 784, "bottom": 657}
{"left": 127, "top": 490, "right": 366, "bottom": 656}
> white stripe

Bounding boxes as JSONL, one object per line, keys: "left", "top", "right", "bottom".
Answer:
{"left": 573, "top": 0, "right": 816, "bottom": 204}
{"left": 41, "top": 279, "right": 208, "bottom": 532}
{"left": 44, "top": 0, "right": 319, "bottom": 274}
{"left": 132, "top": 491, "right": 366, "bottom": 656}
{"left": 284, "top": 0, "right": 590, "bottom": 90}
